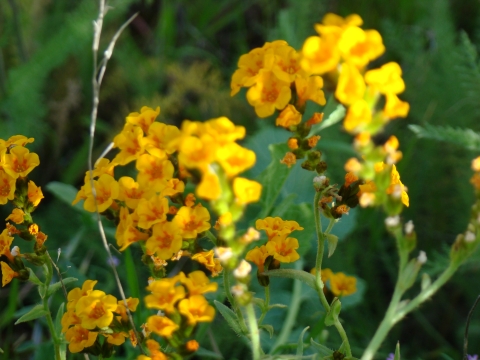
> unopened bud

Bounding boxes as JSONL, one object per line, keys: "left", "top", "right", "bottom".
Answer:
{"left": 417, "top": 250, "right": 427, "bottom": 264}
{"left": 233, "top": 260, "right": 252, "bottom": 279}
{"left": 313, "top": 176, "right": 328, "bottom": 191}
{"left": 215, "top": 247, "right": 233, "bottom": 264}
{"left": 231, "top": 284, "right": 246, "bottom": 297}
{"left": 11, "top": 246, "right": 20, "bottom": 257}
{"left": 385, "top": 216, "right": 400, "bottom": 228}
{"left": 404, "top": 220, "right": 414, "bottom": 235}
{"left": 465, "top": 231, "right": 476, "bottom": 243}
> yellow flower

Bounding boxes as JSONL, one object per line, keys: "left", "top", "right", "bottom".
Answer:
{"left": 307, "top": 135, "right": 321, "bottom": 148}
{"left": 300, "top": 36, "right": 340, "bottom": 75}
{"left": 115, "top": 297, "right": 139, "bottom": 322}
{"left": 105, "top": 332, "right": 128, "bottom": 346}
{"left": 136, "top": 154, "right": 174, "bottom": 193}
{"left": 280, "top": 152, "right": 297, "bottom": 168}
{"left": 364, "top": 62, "right": 405, "bottom": 94}
{"left": 275, "top": 104, "right": 302, "bottom": 128}
{"left": 29, "top": 223, "right": 39, "bottom": 235}
{"left": 306, "top": 112, "right": 324, "bottom": 126}
{"left": 75, "top": 290, "right": 118, "bottom": 329}
{"left": 329, "top": 272, "right": 357, "bottom": 296}
{"left": 0, "top": 229, "right": 14, "bottom": 260}
{"left": 135, "top": 195, "right": 169, "bottom": 229}
{"left": 265, "top": 234, "right": 300, "bottom": 263}
{"left": 191, "top": 250, "right": 223, "bottom": 276}
{"left": 66, "top": 279, "right": 98, "bottom": 311}
{"left": 118, "top": 176, "right": 154, "bottom": 209}
{"left": 161, "top": 178, "right": 185, "bottom": 197}
{"left": 231, "top": 47, "right": 268, "bottom": 96}
{"left": 146, "top": 222, "right": 183, "bottom": 260}
{"left": 61, "top": 308, "right": 81, "bottom": 333}
{"left": 387, "top": 165, "right": 409, "bottom": 207}
{"left": 295, "top": 76, "right": 326, "bottom": 107}
{"left": 335, "top": 62, "right": 366, "bottom": 105}
{"left": 92, "top": 158, "right": 115, "bottom": 178}
{"left": 178, "top": 135, "right": 218, "bottom": 170}
{"left": 6, "top": 208, "right": 25, "bottom": 224}
{"left": 112, "top": 123, "right": 145, "bottom": 166}
{"left": 178, "top": 295, "right": 215, "bottom": 325}
{"left": 216, "top": 143, "right": 256, "bottom": 177}
{"left": 116, "top": 208, "right": 149, "bottom": 251}
{"left": 264, "top": 43, "right": 305, "bottom": 83}
{"left": 337, "top": 27, "right": 385, "bottom": 67}
{"left": 145, "top": 278, "right": 186, "bottom": 313}
{"left": 0, "top": 135, "right": 34, "bottom": 148}
{"left": 65, "top": 325, "right": 98, "bottom": 353}
{"left": 255, "top": 217, "right": 304, "bottom": 240}
{"left": 27, "top": 181, "right": 44, "bottom": 207}
{"left": 142, "top": 121, "right": 180, "bottom": 156}
{"left": 181, "top": 270, "right": 218, "bottom": 295}
{"left": 287, "top": 138, "right": 299, "bottom": 150}
{"left": 472, "top": 156, "right": 480, "bottom": 172}
{"left": 245, "top": 245, "right": 269, "bottom": 272}
{"left": 186, "top": 340, "right": 200, "bottom": 352}
{"left": 173, "top": 205, "right": 211, "bottom": 239}
{"left": 184, "top": 193, "right": 196, "bottom": 207}
{"left": 233, "top": 177, "right": 262, "bottom": 205}
{"left": 196, "top": 170, "right": 221, "bottom": 201}
{"left": 383, "top": 93, "right": 409, "bottom": 119}
{"left": 3, "top": 146, "right": 40, "bottom": 179}
{"left": 147, "top": 315, "right": 179, "bottom": 338}
{"left": 315, "top": 13, "right": 363, "bottom": 38}
{"left": 0, "top": 170, "right": 16, "bottom": 205}
{"left": 1, "top": 261, "right": 18, "bottom": 287}
{"left": 83, "top": 174, "right": 119, "bottom": 213}
{"left": 344, "top": 99, "right": 371, "bottom": 133}
{"left": 246, "top": 70, "right": 292, "bottom": 118}
{"left": 344, "top": 172, "right": 359, "bottom": 187}
{"left": 126, "top": 106, "right": 160, "bottom": 134}
{"left": 200, "top": 117, "right": 246, "bottom": 145}
{"left": 138, "top": 339, "right": 168, "bottom": 360}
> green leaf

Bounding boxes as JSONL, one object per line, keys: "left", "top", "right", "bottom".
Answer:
{"left": 394, "top": 341, "right": 401, "bottom": 360}
{"left": 260, "top": 324, "right": 274, "bottom": 338}
{"left": 46, "top": 182, "right": 85, "bottom": 212}
{"left": 324, "top": 298, "right": 341, "bottom": 327}
{"left": 326, "top": 234, "right": 338, "bottom": 258}
{"left": 310, "top": 338, "right": 334, "bottom": 356}
{"left": 421, "top": 273, "right": 431, "bottom": 291}
{"left": 213, "top": 300, "right": 244, "bottom": 336}
{"left": 256, "top": 143, "right": 293, "bottom": 218}
{"left": 409, "top": 124, "right": 480, "bottom": 151}
{"left": 269, "top": 303, "right": 288, "bottom": 310}
{"left": 313, "top": 104, "right": 346, "bottom": 133}
{"left": 338, "top": 341, "right": 348, "bottom": 355}
{"left": 251, "top": 297, "right": 266, "bottom": 310}
{"left": 15, "top": 304, "right": 48, "bottom": 324}
{"left": 54, "top": 303, "right": 65, "bottom": 337}
{"left": 38, "top": 284, "right": 47, "bottom": 299}
{"left": 296, "top": 326, "right": 310, "bottom": 357}
{"left": 195, "top": 347, "right": 223, "bottom": 359}
{"left": 263, "top": 269, "right": 316, "bottom": 290}
{"left": 46, "top": 277, "right": 78, "bottom": 297}
{"left": 27, "top": 268, "right": 43, "bottom": 286}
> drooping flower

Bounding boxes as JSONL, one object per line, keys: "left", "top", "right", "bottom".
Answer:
{"left": 27, "top": 181, "right": 44, "bottom": 207}
{"left": 245, "top": 245, "right": 269, "bottom": 272}
{"left": 383, "top": 93, "right": 409, "bottom": 119}
{"left": 5, "top": 208, "right": 24, "bottom": 224}
{"left": 1, "top": 261, "right": 18, "bottom": 287}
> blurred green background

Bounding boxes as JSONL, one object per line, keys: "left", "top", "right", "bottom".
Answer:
{"left": 1, "top": 0, "right": 480, "bottom": 359}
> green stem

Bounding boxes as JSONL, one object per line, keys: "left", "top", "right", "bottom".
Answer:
{"left": 43, "top": 260, "right": 61, "bottom": 360}
{"left": 223, "top": 269, "right": 248, "bottom": 333}
{"left": 361, "top": 264, "right": 458, "bottom": 360}
{"left": 313, "top": 191, "right": 352, "bottom": 357}
{"left": 258, "top": 285, "right": 270, "bottom": 325}
{"left": 246, "top": 303, "right": 261, "bottom": 360}
{"left": 271, "top": 267, "right": 303, "bottom": 353}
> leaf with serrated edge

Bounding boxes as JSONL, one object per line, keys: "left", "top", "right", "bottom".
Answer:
{"left": 263, "top": 269, "right": 316, "bottom": 290}
{"left": 260, "top": 324, "right": 274, "bottom": 338}
{"left": 214, "top": 300, "right": 244, "bottom": 336}
{"left": 310, "top": 338, "right": 334, "bottom": 356}
{"left": 46, "top": 277, "right": 78, "bottom": 297}
{"left": 15, "top": 304, "right": 48, "bottom": 324}
{"left": 326, "top": 234, "right": 338, "bottom": 258}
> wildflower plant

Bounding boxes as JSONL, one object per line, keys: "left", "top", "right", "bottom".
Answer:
{"left": 2, "top": 3, "right": 480, "bottom": 360}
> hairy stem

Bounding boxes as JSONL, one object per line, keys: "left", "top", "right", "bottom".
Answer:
{"left": 246, "top": 302, "right": 261, "bottom": 360}
{"left": 223, "top": 269, "right": 248, "bottom": 333}
{"left": 258, "top": 285, "right": 270, "bottom": 325}
{"left": 43, "top": 260, "right": 61, "bottom": 360}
